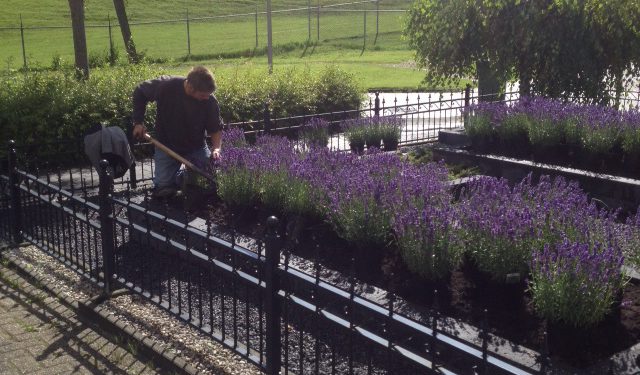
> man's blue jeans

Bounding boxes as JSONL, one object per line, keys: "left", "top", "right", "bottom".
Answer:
{"left": 153, "top": 146, "right": 211, "bottom": 189}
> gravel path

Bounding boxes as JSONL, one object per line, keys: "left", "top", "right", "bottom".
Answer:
{"left": 3, "top": 244, "right": 262, "bottom": 375}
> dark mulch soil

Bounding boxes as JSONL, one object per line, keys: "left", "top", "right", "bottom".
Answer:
{"left": 150, "top": 192, "right": 640, "bottom": 369}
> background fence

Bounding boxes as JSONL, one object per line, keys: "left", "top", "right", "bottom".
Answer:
{"left": 0, "top": 0, "right": 411, "bottom": 70}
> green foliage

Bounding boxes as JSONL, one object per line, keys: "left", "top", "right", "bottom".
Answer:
{"left": 405, "top": 0, "right": 640, "bottom": 101}
{"left": 0, "top": 64, "right": 164, "bottom": 162}
{"left": 527, "top": 119, "right": 564, "bottom": 148}
{"left": 344, "top": 124, "right": 366, "bottom": 149}
{"left": 580, "top": 126, "right": 621, "bottom": 155}
{"left": 464, "top": 232, "right": 537, "bottom": 282}
{"left": 397, "top": 227, "right": 460, "bottom": 280}
{"left": 464, "top": 114, "right": 493, "bottom": 145}
{"left": 260, "top": 171, "right": 318, "bottom": 217}
{"left": 330, "top": 196, "right": 391, "bottom": 249}
{"left": 217, "top": 65, "right": 364, "bottom": 123}
{"left": 496, "top": 113, "right": 529, "bottom": 146}
{"left": 621, "top": 128, "right": 640, "bottom": 159}
{"left": 405, "top": 146, "right": 433, "bottom": 165}
{"left": 217, "top": 168, "right": 260, "bottom": 208}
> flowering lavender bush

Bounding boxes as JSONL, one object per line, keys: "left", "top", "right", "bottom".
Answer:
{"left": 300, "top": 117, "right": 330, "bottom": 149}
{"left": 621, "top": 208, "right": 640, "bottom": 270}
{"left": 621, "top": 110, "right": 640, "bottom": 161}
{"left": 459, "top": 176, "right": 544, "bottom": 281}
{"left": 459, "top": 174, "right": 619, "bottom": 283}
{"left": 529, "top": 240, "right": 625, "bottom": 327}
{"left": 464, "top": 97, "right": 640, "bottom": 170}
{"left": 376, "top": 116, "right": 403, "bottom": 151}
{"left": 222, "top": 127, "right": 248, "bottom": 148}
{"left": 324, "top": 151, "right": 401, "bottom": 247}
{"left": 342, "top": 118, "right": 367, "bottom": 153}
{"left": 391, "top": 162, "right": 460, "bottom": 279}
{"left": 217, "top": 146, "right": 262, "bottom": 208}
{"left": 342, "top": 117, "right": 388, "bottom": 150}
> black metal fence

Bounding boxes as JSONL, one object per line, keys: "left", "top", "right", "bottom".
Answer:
{"left": 5, "top": 88, "right": 640, "bottom": 374}
{"left": 0, "top": 140, "right": 541, "bottom": 374}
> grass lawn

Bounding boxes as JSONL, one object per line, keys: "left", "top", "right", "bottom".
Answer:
{"left": 0, "top": 0, "right": 470, "bottom": 91}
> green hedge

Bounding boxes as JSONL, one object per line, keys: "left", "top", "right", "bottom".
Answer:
{"left": 0, "top": 64, "right": 364, "bottom": 162}
{"left": 0, "top": 65, "right": 164, "bottom": 153}
{"left": 217, "top": 65, "right": 364, "bottom": 121}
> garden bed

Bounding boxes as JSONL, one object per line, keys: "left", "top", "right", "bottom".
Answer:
{"left": 135, "top": 192, "right": 640, "bottom": 372}
{"left": 435, "top": 129, "right": 640, "bottom": 214}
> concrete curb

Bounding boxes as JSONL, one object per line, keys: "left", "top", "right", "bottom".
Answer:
{"left": 0, "top": 246, "right": 199, "bottom": 375}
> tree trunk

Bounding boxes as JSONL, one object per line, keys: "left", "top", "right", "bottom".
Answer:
{"left": 68, "top": 0, "right": 89, "bottom": 79}
{"left": 477, "top": 60, "right": 504, "bottom": 102}
{"left": 113, "top": 0, "right": 138, "bottom": 63}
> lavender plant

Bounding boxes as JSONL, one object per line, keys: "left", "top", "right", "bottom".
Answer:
{"left": 517, "top": 97, "right": 567, "bottom": 148}
{"left": 576, "top": 105, "right": 623, "bottom": 155}
{"left": 222, "top": 127, "right": 248, "bottom": 148}
{"left": 529, "top": 240, "right": 625, "bottom": 327}
{"left": 464, "top": 102, "right": 508, "bottom": 150}
{"left": 300, "top": 117, "right": 330, "bottom": 149}
{"left": 621, "top": 110, "right": 640, "bottom": 161}
{"left": 375, "top": 115, "right": 403, "bottom": 151}
{"left": 217, "top": 146, "right": 262, "bottom": 208}
{"left": 459, "top": 176, "right": 544, "bottom": 281}
{"left": 391, "top": 162, "right": 460, "bottom": 279}
{"left": 324, "top": 151, "right": 401, "bottom": 247}
{"left": 342, "top": 118, "right": 366, "bottom": 152}
{"left": 621, "top": 208, "right": 640, "bottom": 270}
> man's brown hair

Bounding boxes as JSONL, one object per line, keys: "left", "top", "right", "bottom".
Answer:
{"left": 186, "top": 66, "right": 216, "bottom": 93}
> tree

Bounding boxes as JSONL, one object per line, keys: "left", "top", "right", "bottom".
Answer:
{"left": 113, "top": 0, "right": 139, "bottom": 63}
{"left": 404, "top": 0, "right": 640, "bottom": 103}
{"left": 68, "top": 0, "right": 89, "bottom": 79}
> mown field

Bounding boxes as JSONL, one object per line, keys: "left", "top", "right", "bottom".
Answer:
{"left": 0, "top": 0, "right": 469, "bottom": 90}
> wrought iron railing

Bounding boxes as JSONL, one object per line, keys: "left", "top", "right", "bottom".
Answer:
{"left": 0, "top": 140, "right": 541, "bottom": 375}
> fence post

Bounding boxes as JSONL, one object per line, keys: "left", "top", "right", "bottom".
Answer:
{"left": 8, "top": 140, "right": 22, "bottom": 245}
{"left": 186, "top": 7, "right": 191, "bottom": 57}
{"left": 374, "top": 92, "right": 380, "bottom": 117}
{"left": 264, "top": 102, "right": 272, "bottom": 134}
{"left": 255, "top": 5, "right": 259, "bottom": 49}
{"left": 374, "top": 0, "right": 379, "bottom": 45}
{"left": 362, "top": 6, "right": 367, "bottom": 51}
{"left": 20, "top": 15, "right": 27, "bottom": 69}
{"left": 108, "top": 14, "right": 115, "bottom": 64}
{"left": 464, "top": 84, "right": 471, "bottom": 128}
{"left": 264, "top": 216, "right": 282, "bottom": 375}
{"left": 126, "top": 119, "right": 137, "bottom": 189}
{"left": 307, "top": 0, "right": 311, "bottom": 41}
{"left": 98, "top": 159, "right": 115, "bottom": 296}
{"left": 317, "top": 0, "right": 320, "bottom": 41}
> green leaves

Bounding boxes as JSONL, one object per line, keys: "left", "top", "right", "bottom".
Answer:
{"left": 405, "top": 0, "right": 640, "bottom": 101}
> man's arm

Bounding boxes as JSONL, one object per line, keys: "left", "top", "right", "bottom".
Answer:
{"left": 209, "top": 130, "right": 222, "bottom": 160}
{"left": 132, "top": 76, "right": 169, "bottom": 140}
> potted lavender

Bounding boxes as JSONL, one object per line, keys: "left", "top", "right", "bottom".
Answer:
{"left": 300, "top": 117, "right": 330, "bottom": 149}
{"left": 377, "top": 116, "right": 402, "bottom": 151}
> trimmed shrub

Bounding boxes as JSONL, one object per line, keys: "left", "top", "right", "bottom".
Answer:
{"left": 0, "top": 65, "right": 165, "bottom": 163}
{"left": 217, "top": 65, "right": 364, "bottom": 122}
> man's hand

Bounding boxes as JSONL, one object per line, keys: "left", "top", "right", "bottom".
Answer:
{"left": 211, "top": 148, "right": 221, "bottom": 161}
{"left": 132, "top": 123, "right": 147, "bottom": 141}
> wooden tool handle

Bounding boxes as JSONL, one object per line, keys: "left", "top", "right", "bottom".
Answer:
{"left": 144, "top": 133, "right": 216, "bottom": 183}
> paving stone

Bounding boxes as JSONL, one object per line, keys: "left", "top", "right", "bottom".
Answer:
{"left": 0, "top": 267, "right": 161, "bottom": 375}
